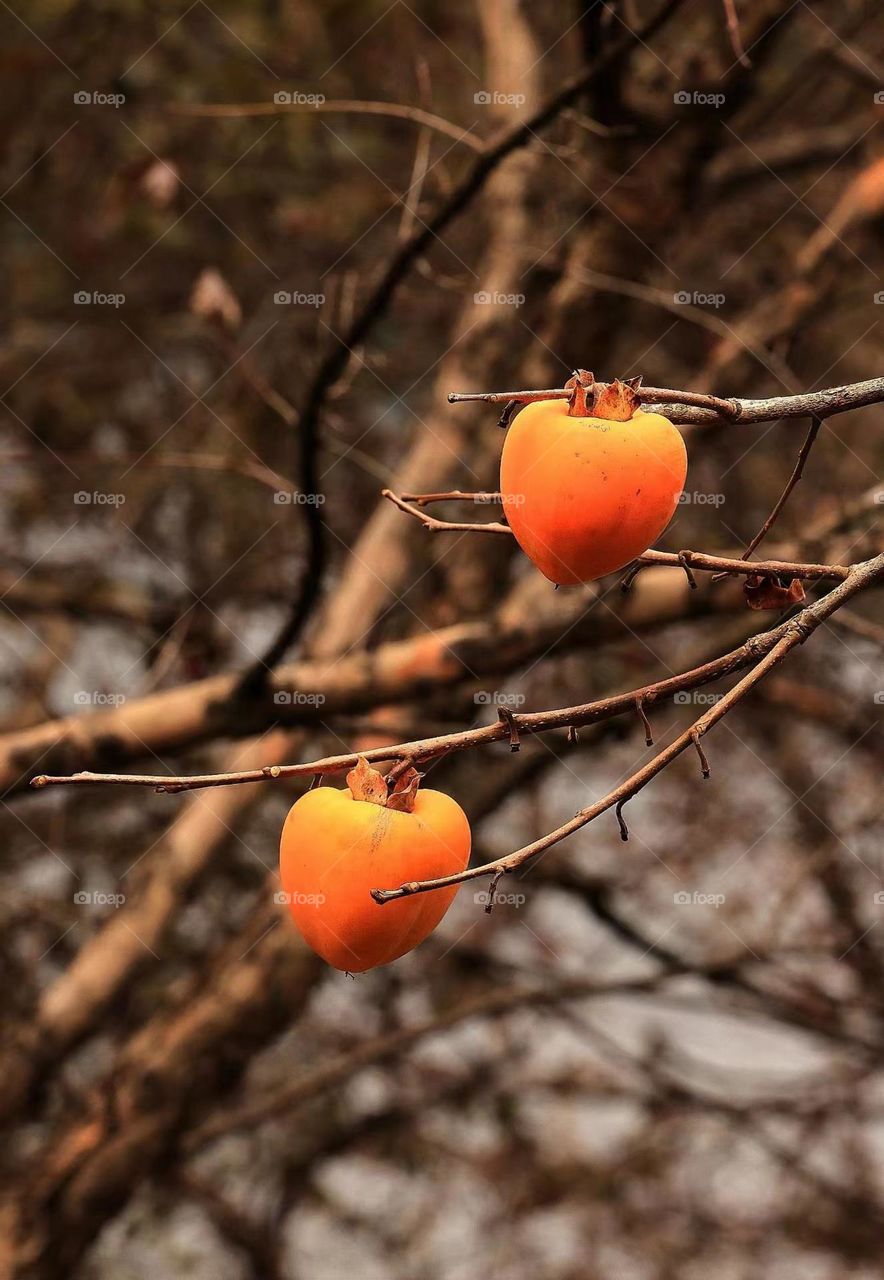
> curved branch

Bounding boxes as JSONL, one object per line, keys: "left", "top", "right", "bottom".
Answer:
{"left": 168, "top": 98, "right": 485, "bottom": 149}
{"left": 30, "top": 585, "right": 860, "bottom": 795}
{"left": 370, "top": 554, "right": 884, "bottom": 903}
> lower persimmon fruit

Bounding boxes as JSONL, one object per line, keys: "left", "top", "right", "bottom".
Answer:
{"left": 499, "top": 373, "right": 687, "bottom": 585}
{"left": 279, "top": 758, "right": 470, "bottom": 972}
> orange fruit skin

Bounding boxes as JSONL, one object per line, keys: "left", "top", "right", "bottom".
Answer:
{"left": 499, "top": 400, "right": 688, "bottom": 585}
{"left": 279, "top": 786, "right": 471, "bottom": 972}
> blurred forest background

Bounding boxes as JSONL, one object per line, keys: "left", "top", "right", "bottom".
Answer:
{"left": 1, "top": 0, "right": 883, "bottom": 1276}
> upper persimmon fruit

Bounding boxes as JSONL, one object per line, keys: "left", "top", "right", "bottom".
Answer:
{"left": 499, "top": 373, "right": 687, "bottom": 585}
{"left": 278, "top": 758, "right": 470, "bottom": 972}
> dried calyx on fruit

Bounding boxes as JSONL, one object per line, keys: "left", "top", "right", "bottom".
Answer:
{"left": 345, "top": 755, "right": 421, "bottom": 811}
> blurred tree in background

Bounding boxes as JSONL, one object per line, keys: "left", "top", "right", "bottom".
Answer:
{"left": 0, "top": 1, "right": 883, "bottom": 1276}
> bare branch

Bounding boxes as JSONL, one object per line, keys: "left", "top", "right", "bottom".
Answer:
{"left": 448, "top": 376, "right": 884, "bottom": 427}
{"left": 370, "top": 554, "right": 884, "bottom": 903}
{"left": 739, "top": 415, "right": 824, "bottom": 561}
{"left": 32, "top": 561, "right": 879, "bottom": 796}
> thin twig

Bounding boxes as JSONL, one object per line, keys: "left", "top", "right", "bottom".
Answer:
{"left": 32, "top": 562, "right": 880, "bottom": 795}
{"left": 380, "top": 492, "right": 850, "bottom": 578}
{"left": 382, "top": 490, "right": 510, "bottom": 535}
{"left": 168, "top": 99, "right": 485, "bottom": 149}
{"left": 447, "top": 377, "right": 884, "bottom": 427}
{"left": 741, "top": 416, "right": 824, "bottom": 561}
{"left": 370, "top": 555, "right": 884, "bottom": 903}
{"left": 721, "top": 0, "right": 751, "bottom": 68}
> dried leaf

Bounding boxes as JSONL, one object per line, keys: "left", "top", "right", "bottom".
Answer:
{"left": 346, "top": 755, "right": 388, "bottom": 806}
{"left": 386, "top": 767, "right": 422, "bottom": 812}
{"left": 744, "top": 573, "right": 806, "bottom": 611}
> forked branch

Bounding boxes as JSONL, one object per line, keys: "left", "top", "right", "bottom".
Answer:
{"left": 370, "top": 554, "right": 884, "bottom": 903}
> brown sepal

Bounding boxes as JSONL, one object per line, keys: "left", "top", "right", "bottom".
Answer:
{"left": 744, "top": 574, "right": 806, "bottom": 611}
{"left": 590, "top": 377, "right": 642, "bottom": 421}
{"left": 565, "top": 370, "right": 641, "bottom": 421}
{"left": 346, "top": 756, "right": 389, "bottom": 806}
{"left": 386, "top": 766, "right": 422, "bottom": 813}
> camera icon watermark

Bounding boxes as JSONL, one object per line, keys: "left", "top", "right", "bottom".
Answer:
{"left": 874, "top": 92, "right": 884, "bottom": 105}
{"left": 74, "top": 691, "right": 126, "bottom": 707}
{"left": 674, "top": 290, "right": 725, "bottom": 308}
{"left": 273, "top": 290, "right": 325, "bottom": 307}
{"left": 74, "top": 491, "right": 125, "bottom": 506}
{"left": 274, "top": 890, "right": 326, "bottom": 905}
{"left": 674, "top": 691, "right": 722, "bottom": 706}
{"left": 673, "top": 890, "right": 725, "bottom": 908}
{"left": 474, "top": 691, "right": 526, "bottom": 707}
{"left": 73, "top": 90, "right": 125, "bottom": 108}
{"left": 272, "top": 90, "right": 325, "bottom": 106}
{"left": 273, "top": 491, "right": 325, "bottom": 505}
{"left": 474, "top": 290, "right": 525, "bottom": 307}
{"left": 473, "top": 889, "right": 526, "bottom": 908}
{"left": 677, "top": 491, "right": 725, "bottom": 507}
{"left": 74, "top": 291, "right": 125, "bottom": 307}
{"left": 272, "top": 691, "right": 326, "bottom": 706}
{"left": 673, "top": 90, "right": 725, "bottom": 107}
{"left": 874, "top": 692, "right": 884, "bottom": 704}
{"left": 874, "top": 891, "right": 884, "bottom": 905}
{"left": 474, "top": 90, "right": 526, "bottom": 107}
{"left": 74, "top": 890, "right": 126, "bottom": 907}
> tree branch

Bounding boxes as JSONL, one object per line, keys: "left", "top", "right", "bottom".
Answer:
{"left": 370, "top": 553, "right": 884, "bottom": 903}
{"left": 237, "top": 0, "right": 687, "bottom": 686}
{"left": 448, "top": 375, "right": 884, "bottom": 427}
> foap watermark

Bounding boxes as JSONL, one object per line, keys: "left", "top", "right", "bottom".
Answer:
{"left": 674, "top": 90, "right": 725, "bottom": 107}
{"left": 873, "top": 692, "right": 884, "bottom": 705}
{"left": 874, "top": 92, "right": 884, "bottom": 105}
{"left": 273, "top": 691, "right": 326, "bottom": 706}
{"left": 273, "top": 90, "right": 325, "bottom": 106}
{"left": 874, "top": 491, "right": 884, "bottom": 505}
{"left": 674, "top": 290, "right": 725, "bottom": 308}
{"left": 74, "top": 890, "right": 126, "bottom": 908}
{"left": 874, "top": 891, "right": 884, "bottom": 905}
{"left": 473, "top": 889, "right": 526, "bottom": 908}
{"left": 674, "top": 691, "right": 722, "bottom": 706}
{"left": 473, "top": 492, "right": 525, "bottom": 507}
{"left": 74, "top": 490, "right": 125, "bottom": 506}
{"left": 678, "top": 490, "right": 725, "bottom": 507}
{"left": 74, "top": 291, "right": 125, "bottom": 308}
{"left": 274, "top": 290, "right": 325, "bottom": 307}
{"left": 274, "top": 890, "right": 326, "bottom": 906}
{"left": 273, "top": 490, "right": 325, "bottom": 505}
{"left": 474, "top": 290, "right": 525, "bottom": 308}
{"left": 474, "top": 691, "right": 526, "bottom": 708}
{"left": 74, "top": 691, "right": 126, "bottom": 707}
{"left": 674, "top": 890, "right": 725, "bottom": 908}
{"left": 74, "top": 90, "right": 125, "bottom": 108}
{"left": 474, "top": 90, "right": 526, "bottom": 107}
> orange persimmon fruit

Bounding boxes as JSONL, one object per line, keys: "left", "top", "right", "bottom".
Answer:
{"left": 499, "top": 372, "right": 687, "bottom": 585}
{"left": 279, "top": 758, "right": 470, "bottom": 972}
